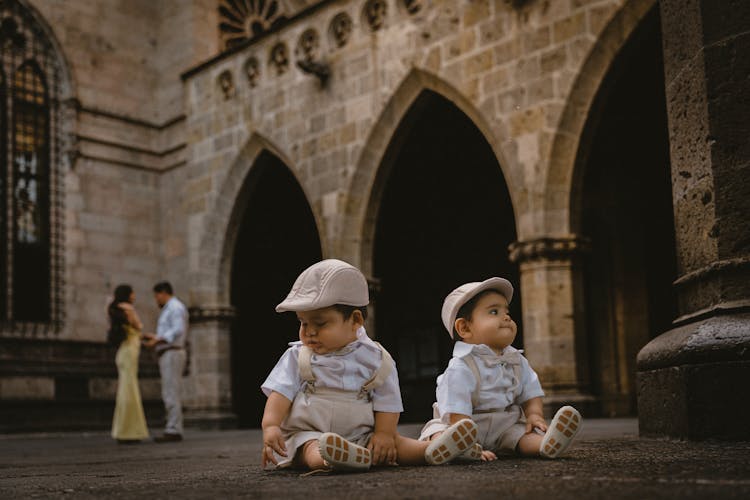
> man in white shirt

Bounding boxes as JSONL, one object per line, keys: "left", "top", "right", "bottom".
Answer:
{"left": 144, "top": 281, "right": 188, "bottom": 442}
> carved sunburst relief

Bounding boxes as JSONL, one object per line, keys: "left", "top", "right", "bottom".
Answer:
{"left": 219, "top": 0, "right": 286, "bottom": 50}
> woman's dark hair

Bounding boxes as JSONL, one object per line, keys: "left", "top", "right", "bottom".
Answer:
{"left": 107, "top": 284, "right": 133, "bottom": 346}
{"left": 332, "top": 304, "right": 368, "bottom": 321}
{"left": 453, "top": 289, "right": 503, "bottom": 340}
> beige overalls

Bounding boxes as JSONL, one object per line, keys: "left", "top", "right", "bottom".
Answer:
{"left": 277, "top": 343, "right": 394, "bottom": 467}
{"left": 419, "top": 352, "right": 528, "bottom": 453}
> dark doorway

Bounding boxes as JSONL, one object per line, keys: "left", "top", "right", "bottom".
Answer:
{"left": 577, "top": 8, "right": 677, "bottom": 416}
{"left": 373, "top": 90, "right": 519, "bottom": 423}
{"left": 230, "top": 151, "right": 322, "bottom": 427}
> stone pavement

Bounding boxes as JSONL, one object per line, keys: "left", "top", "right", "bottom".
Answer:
{"left": 1, "top": 419, "right": 749, "bottom": 499}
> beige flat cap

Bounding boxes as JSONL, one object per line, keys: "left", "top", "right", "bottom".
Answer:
{"left": 276, "top": 259, "right": 369, "bottom": 312}
{"left": 441, "top": 277, "right": 514, "bottom": 338}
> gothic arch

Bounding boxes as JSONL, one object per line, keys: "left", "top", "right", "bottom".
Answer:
{"left": 195, "top": 133, "right": 324, "bottom": 305}
{"left": 0, "top": 0, "right": 75, "bottom": 332}
{"left": 343, "top": 67, "right": 520, "bottom": 276}
{"left": 544, "top": 0, "right": 658, "bottom": 235}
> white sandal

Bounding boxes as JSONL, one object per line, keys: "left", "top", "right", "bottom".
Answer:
{"left": 540, "top": 406, "right": 582, "bottom": 458}
{"left": 463, "top": 442, "right": 483, "bottom": 460}
{"left": 425, "top": 418, "right": 478, "bottom": 465}
{"left": 318, "top": 433, "right": 371, "bottom": 471}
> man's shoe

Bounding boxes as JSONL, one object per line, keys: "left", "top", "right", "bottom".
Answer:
{"left": 154, "top": 433, "right": 183, "bottom": 443}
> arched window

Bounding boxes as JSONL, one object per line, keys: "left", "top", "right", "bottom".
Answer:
{"left": 12, "top": 62, "right": 50, "bottom": 322}
{"left": 1, "top": 1, "right": 66, "bottom": 333}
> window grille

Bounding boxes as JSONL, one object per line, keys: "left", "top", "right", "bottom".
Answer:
{"left": 1, "top": 0, "right": 65, "bottom": 335}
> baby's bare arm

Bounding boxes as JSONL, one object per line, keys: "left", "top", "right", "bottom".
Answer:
{"left": 261, "top": 392, "right": 292, "bottom": 467}
{"left": 522, "top": 397, "right": 547, "bottom": 433}
{"left": 370, "top": 411, "right": 399, "bottom": 464}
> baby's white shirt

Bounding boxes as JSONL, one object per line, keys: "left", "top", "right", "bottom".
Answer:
{"left": 435, "top": 341, "right": 545, "bottom": 417}
{"left": 261, "top": 327, "right": 404, "bottom": 413}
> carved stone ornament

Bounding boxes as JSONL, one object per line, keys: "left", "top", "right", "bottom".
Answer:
{"left": 402, "top": 0, "right": 423, "bottom": 15}
{"left": 295, "top": 28, "right": 319, "bottom": 62}
{"left": 219, "top": 0, "right": 286, "bottom": 50}
{"left": 364, "top": 0, "right": 387, "bottom": 31}
{"left": 269, "top": 42, "right": 289, "bottom": 74}
{"left": 329, "top": 12, "right": 352, "bottom": 47}
{"left": 244, "top": 56, "right": 260, "bottom": 87}
{"left": 217, "top": 70, "right": 235, "bottom": 99}
{"left": 508, "top": 236, "right": 591, "bottom": 264}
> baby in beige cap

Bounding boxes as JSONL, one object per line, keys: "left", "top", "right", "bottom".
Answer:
{"left": 419, "top": 277, "right": 582, "bottom": 461}
{"left": 260, "top": 259, "right": 478, "bottom": 472}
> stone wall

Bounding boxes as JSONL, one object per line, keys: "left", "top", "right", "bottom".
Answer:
{"left": 6, "top": 0, "right": 735, "bottom": 433}
{"left": 181, "top": 0, "right": 656, "bottom": 412}
{"left": 0, "top": 0, "right": 217, "bottom": 430}
{"left": 17, "top": 0, "right": 219, "bottom": 341}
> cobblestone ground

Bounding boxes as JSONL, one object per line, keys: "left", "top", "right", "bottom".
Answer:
{"left": 1, "top": 419, "right": 749, "bottom": 499}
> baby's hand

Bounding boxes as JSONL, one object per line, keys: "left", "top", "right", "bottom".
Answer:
{"left": 261, "top": 425, "right": 287, "bottom": 468}
{"left": 368, "top": 431, "right": 397, "bottom": 465}
{"left": 526, "top": 414, "right": 548, "bottom": 434}
{"left": 481, "top": 449, "right": 497, "bottom": 461}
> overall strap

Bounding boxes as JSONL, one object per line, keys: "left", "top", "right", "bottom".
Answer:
{"left": 298, "top": 346, "right": 316, "bottom": 388}
{"left": 509, "top": 363, "right": 523, "bottom": 401}
{"left": 359, "top": 342, "right": 394, "bottom": 395}
{"left": 461, "top": 355, "right": 482, "bottom": 409}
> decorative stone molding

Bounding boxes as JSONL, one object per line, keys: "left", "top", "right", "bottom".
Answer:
{"left": 269, "top": 42, "right": 289, "bottom": 74}
{"left": 505, "top": 0, "right": 533, "bottom": 7}
{"left": 402, "top": 0, "right": 423, "bottom": 15}
{"left": 329, "top": 12, "right": 352, "bottom": 48}
{"left": 296, "top": 28, "right": 329, "bottom": 85}
{"left": 188, "top": 306, "right": 236, "bottom": 324}
{"left": 672, "top": 256, "right": 750, "bottom": 289}
{"left": 364, "top": 0, "right": 387, "bottom": 31}
{"left": 296, "top": 28, "right": 319, "bottom": 61}
{"left": 218, "top": 0, "right": 286, "bottom": 50}
{"left": 217, "top": 70, "right": 235, "bottom": 99}
{"left": 243, "top": 56, "right": 260, "bottom": 87}
{"left": 508, "top": 236, "right": 591, "bottom": 264}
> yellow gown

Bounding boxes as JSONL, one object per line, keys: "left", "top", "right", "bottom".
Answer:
{"left": 111, "top": 325, "right": 150, "bottom": 440}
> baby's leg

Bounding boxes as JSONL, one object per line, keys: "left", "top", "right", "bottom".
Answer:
{"left": 394, "top": 434, "right": 430, "bottom": 465}
{"left": 298, "top": 439, "right": 327, "bottom": 470}
{"left": 516, "top": 432, "right": 543, "bottom": 457}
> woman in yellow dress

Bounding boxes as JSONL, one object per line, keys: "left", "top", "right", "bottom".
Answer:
{"left": 108, "top": 284, "right": 150, "bottom": 443}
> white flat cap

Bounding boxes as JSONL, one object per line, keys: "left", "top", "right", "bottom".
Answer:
{"left": 441, "top": 277, "right": 514, "bottom": 338}
{"left": 276, "top": 259, "right": 369, "bottom": 312}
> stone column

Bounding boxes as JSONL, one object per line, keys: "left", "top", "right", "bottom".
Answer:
{"left": 636, "top": 0, "right": 750, "bottom": 439}
{"left": 509, "top": 236, "right": 595, "bottom": 415}
{"left": 183, "top": 306, "right": 237, "bottom": 429}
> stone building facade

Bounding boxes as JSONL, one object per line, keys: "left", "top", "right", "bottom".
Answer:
{"left": 1, "top": 0, "right": 747, "bottom": 439}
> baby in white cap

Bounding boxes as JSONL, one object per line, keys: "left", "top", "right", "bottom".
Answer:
{"left": 260, "top": 259, "right": 478, "bottom": 472}
{"left": 419, "top": 277, "right": 582, "bottom": 460}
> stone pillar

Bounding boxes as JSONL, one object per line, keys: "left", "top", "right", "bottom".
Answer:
{"left": 636, "top": 0, "right": 750, "bottom": 440}
{"left": 183, "top": 306, "right": 237, "bottom": 429}
{"left": 509, "top": 236, "right": 595, "bottom": 415}
{"left": 365, "top": 276, "right": 381, "bottom": 338}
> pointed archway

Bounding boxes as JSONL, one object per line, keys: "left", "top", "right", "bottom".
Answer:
{"left": 372, "top": 90, "right": 519, "bottom": 422}
{"left": 574, "top": 7, "right": 677, "bottom": 416}
{"left": 229, "top": 151, "right": 322, "bottom": 427}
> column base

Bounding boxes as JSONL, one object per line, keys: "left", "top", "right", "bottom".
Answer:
{"left": 184, "top": 409, "right": 238, "bottom": 430}
{"left": 542, "top": 392, "right": 598, "bottom": 419}
{"left": 637, "top": 312, "right": 750, "bottom": 440}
